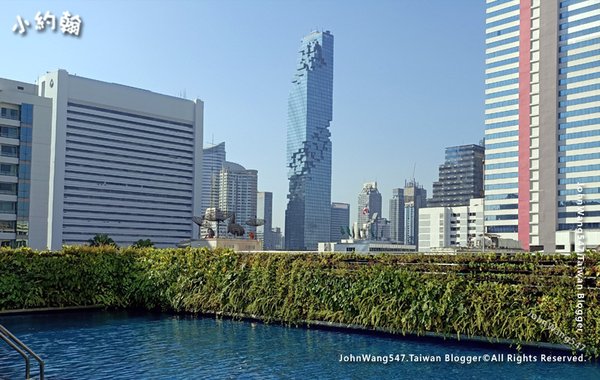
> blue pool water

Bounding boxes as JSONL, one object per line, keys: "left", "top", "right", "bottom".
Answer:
{"left": 0, "top": 311, "right": 598, "bottom": 379}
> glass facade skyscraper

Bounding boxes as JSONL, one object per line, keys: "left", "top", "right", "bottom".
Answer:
{"left": 257, "top": 191, "right": 274, "bottom": 249}
{"left": 389, "top": 188, "right": 405, "bottom": 243}
{"left": 330, "top": 202, "right": 350, "bottom": 243}
{"left": 404, "top": 180, "right": 427, "bottom": 247}
{"left": 484, "top": 0, "right": 600, "bottom": 251}
{"left": 429, "top": 144, "right": 484, "bottom": 207}
{"left": 285, "top": 31, "right": 334, "bottom": 250}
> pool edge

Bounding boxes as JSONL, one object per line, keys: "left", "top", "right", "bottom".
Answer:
{"left": 0, "top": 305, "right": 104, "bottom": 316}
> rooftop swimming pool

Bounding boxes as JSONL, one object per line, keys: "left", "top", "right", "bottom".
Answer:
{"left": 0, "top": 311, "right": 598, "bottom": 379}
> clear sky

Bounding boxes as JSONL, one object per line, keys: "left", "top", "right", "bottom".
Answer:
{"left": 2, "top": 0, "right": 486, "bottom": 232}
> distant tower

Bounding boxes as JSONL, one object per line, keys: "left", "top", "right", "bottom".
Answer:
{"left": 357, "top": 182, "right": 382, "bottom": 230}
{"left": 429, "top": 144, "right": 484, "bottom": 207}
{"left": 404, "top": 180, "right": 427, "bottom": 247}
{"left": 330, "top": 202, "right": 350, "bottom": 242}
{"left": 285, "top": 30, "right": 334, "bottom": 250}
{"left": 202, "top": 142, "right": 226, "bottom": 217}
{"left": 218, "top": 162, "right": 258, "bottom": 236}
{"left": 257, "top": 192, "right": 274, "bottom": 249}
{"left": 389, "top": 188, "right": 405, "bottom": 243}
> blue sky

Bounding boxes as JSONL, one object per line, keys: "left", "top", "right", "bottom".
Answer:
{"left": 2, "top": 0, "right": 486, "bottom": 232}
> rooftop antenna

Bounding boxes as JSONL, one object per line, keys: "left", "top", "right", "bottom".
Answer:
{"left": 412, "top": 163, "right": 416, "bottom": 182}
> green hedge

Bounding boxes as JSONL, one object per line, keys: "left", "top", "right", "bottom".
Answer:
{"left": 0, "top": 247, "right": 598, "bottom": 356}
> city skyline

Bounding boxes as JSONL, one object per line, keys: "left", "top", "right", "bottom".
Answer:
{"left": 1, "top": 1, "right": 598, "bottom": 376}
{"left": 2, "top": 1, "right": 486, "bottom": 233}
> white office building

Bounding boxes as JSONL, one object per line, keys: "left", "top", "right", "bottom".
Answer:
{"left": 32, "top": 70, "right": 204, "bottom": 249}
{"left": 418, "top": 198, "right": 484, "bottom": 252}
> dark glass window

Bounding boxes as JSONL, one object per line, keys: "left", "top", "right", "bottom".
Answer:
{"left": 1, "top": 145, "right": 18, "bottom": 158}
{"left": 0, "top": 127, "right": 18, "bottom": 139}
{"left": 0, "top": 183, "right": 17, "bottom": 195}
{"left": 0, "top": 164, "right": 17, "bottom": 176}
{"left": 0, "top": 201, "right": 16, "bottom": 213}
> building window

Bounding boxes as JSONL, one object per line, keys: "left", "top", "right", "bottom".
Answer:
{"left": 1, "top": 145, "right": 18, "bottom": 158}
{"left": 0, "top": 127, "right": 18, "bottom": 139}
{"left": 0, "top": 183, "right": 17, "bottom": 195}
{"left": 0, "top": 107, "right": 19, "bottom": 120}
{"left": 0, "top": 220, "right": 15, "bottom": 233}
{"left": 0, "top": 201, "right": 16, "bottom": 213}
{"left": 0, "top": 164, "right": 17, "bottom": 176}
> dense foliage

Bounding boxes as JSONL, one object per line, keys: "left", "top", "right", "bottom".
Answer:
{"left": 0, "top": 247, "right": 598, "bottom": 356}
{"left": 87, "top": 234, "right": 117, "bottom": 247}
{"left": 132, "top": 239, "right": 154, "bottom": 248}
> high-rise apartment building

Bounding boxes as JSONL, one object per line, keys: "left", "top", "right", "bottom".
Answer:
{"left": 484, "top": 0, "right": 600, "bottom": 251}
{"left": 404, "top": 180, "right": 427, "bottom": 247}
{"left": 429, "top": 144, "right": 484, "bottom": 207}
{"left": 218, "top": 161, "right": 258, "bottom": 236}
{"left": 257, "top": 191, "right": 274, "bottom": 249}
{"left": 0, "top": 78, "right": 52, "bottom": 247}
{"left": 357, "top": 182, "right": 382, "bottom": 229}
{"left": 34, "top": 70, "right": 204, "bottom": 249}
{"left": 285, "top": 31, "right": 334, "bottom": 250}
{"left": 389, "top": 188, "right": 405, "bottom": 243}
{"left": 199, "top": 141, "right": 258, "bottom": 238}
{"left": 330, "top": 202, "right": 350, "bottom": 242}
